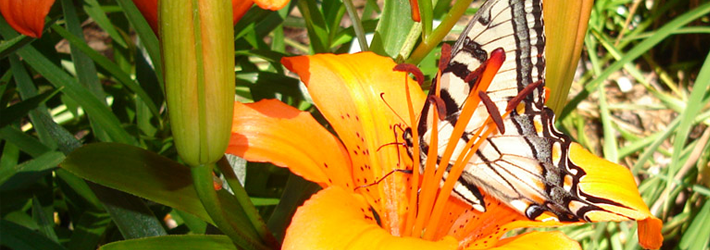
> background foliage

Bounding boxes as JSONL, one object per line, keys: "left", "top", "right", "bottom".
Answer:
{"left": 1, "top": 0, "right": 709, "bottom": 249}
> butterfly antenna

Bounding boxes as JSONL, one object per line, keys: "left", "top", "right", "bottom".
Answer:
{"left": 379, "top": 92, "right": 410, "bottom": 126}
{"left": 354, "top": 169, "right": 414, "bottom": 191}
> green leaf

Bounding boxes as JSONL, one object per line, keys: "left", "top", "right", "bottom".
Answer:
{"left": 669, "top": 51, "right": 710, "bottom": 180}
{"left": 0, "top": 220, "right": 67, "bottom": 250}
{"left": 60, "top": 143, "right": 259, "bottom": 238}
{"left": 0, "top": 151, "right": 65, "bottom": 190}
{"left": 100, "top": 235, "right": 237, "bottom": 250}
{"left": 0, "top": 33, "right": 34, "bottom": 60}
{"left": 370, "top": 0, "right": 416, "bottom": 58}
{"left": 297, "top": 0, "right": 330, "bottom": 52}
{"left": 0, "top": 126, "right": 52, "bottom": 158}
{"left": 679, "top": 200, "right": 710, "bottom": 250}
{"left": 32, "top": 196, "right": 59, "bottom": 243}
{"left": 89, "top": 183, "right": 168, "bottom": 239}
{"left": 50, "top": 25, "right": 161, "bottom": 118}
{"left": 67, "top": 209, "right": 111, "bottom": 250}
{"left": 0, "top": 88, "right": 61, "bottom": 129}
{"left": 0, "top": 20, "right": 136, "bottom": 145}
{"left": 114, "top": 0, "right": 163, "bottom": 82}
{"left": 266, "top": 174, "right": 319, "bottom": 241}
{"left": 82, "top": 0, "right": 128, "bottom": 48}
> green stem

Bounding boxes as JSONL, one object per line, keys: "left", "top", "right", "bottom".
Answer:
{"left": 418, "top": 0, "right": 433, "bottom": 40}
{"left": 217, "top": 158, "right": 280, "bottom": 249}
{"left": 192, "top": 164, "right": 270, "bottom": 250}
{"left": 343, "top": 0, "right": 369, "bottom": 51}
{"left": 406, "top": 0, "right": 473, "bottom": 65}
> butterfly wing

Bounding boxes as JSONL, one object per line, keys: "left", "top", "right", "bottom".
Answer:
{"left": 416, "top": 0, "right": 628, "bottom": 222}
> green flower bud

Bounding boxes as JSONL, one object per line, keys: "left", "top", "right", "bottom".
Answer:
{"left": 160, "top": 0, "right": 234, "bottom": 166}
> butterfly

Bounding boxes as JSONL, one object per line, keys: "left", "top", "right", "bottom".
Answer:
{"left": 406, "top": 0, "right": 633, "bottom": 222}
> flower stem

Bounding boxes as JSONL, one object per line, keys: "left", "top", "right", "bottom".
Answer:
{"left": 191, "top": 164, "right": 270, "bottom": 250}
{"left": 343, "top": 0, "right": 368, "bottom": 51}
{"left": 406, "top": 0, "right": 473, "bottom": 65}
{"left": 216, "top": 157, "right": 280, "bottom": 249}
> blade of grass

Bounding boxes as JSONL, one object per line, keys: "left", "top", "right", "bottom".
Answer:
{"left": 669, "top": 50, "right": 710, "bottom": 187}
{"left": 597, "top": 83, "right": 618, "bottom": 162}
{"left": 561, "top": 2, "right": 710, "bottom": 120}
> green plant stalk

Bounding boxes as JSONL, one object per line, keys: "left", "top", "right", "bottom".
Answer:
{"left": 343, "top": 0, "right": 368, "bottom": 51}
{"left": 216, "top": 158, "right": 279, "bottom": 248}
{"left": 406, "top": 0, "right": 473, "bottom": 64}
{"left": 418, "top": 0, "right": 433, "bottom": 41}
{"left": 192, "top": 164, "right": 269, "bottom": 250}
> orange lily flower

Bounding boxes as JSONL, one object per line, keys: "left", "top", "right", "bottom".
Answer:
{"left": 133, "top": 0, "right": 289, "bottom": 34}
{"left": 0, "top": 0, "right": 55, "bottom": 38}
{"left": 227, "top": 52, "right": 663, "bottom": 249}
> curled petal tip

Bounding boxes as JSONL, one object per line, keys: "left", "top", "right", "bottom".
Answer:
{"left": 0, "top": 0, "right": 55, "bottom": 38}
{"left": 638, "top": 217, "right": 663, "bottom": 249}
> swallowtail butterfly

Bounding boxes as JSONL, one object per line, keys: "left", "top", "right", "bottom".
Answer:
{"left": 408, "top": 0, "right": 630, "bottom": 222}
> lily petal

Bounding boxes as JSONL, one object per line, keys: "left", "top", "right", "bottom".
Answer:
{"left": 284, "top": 186, "right": 460, "bottom": 250}
{"left": 0, "top": 0, "right": 55, "bottom": 38}
{"left": 228, "top": 99, "right": 354, "bottom": 189}
{"left": 448, "top": 193, "right": 575, "bottom": 248}
{"left": 282, "top": 52, "right": 426, "bottom": 232}
{"left": 484, "top": 231, "right": 581, "bottom": 250}
{"left": 253, "top": 0, "right": 289, "bottom": 11}
{"left": 133, "top": 0, "right": 288, "bottom": 34}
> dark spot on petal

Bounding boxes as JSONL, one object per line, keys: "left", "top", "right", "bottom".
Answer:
{"left": 324, "top": 163, "right": 329, "bottom": 168}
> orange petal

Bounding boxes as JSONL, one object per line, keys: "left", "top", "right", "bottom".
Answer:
{"left": 449, "top": 193, "right": 576, "bottom": 249}
{"left": 282, "top": 52, "right": 426, "bottom": 232}
{"left": 232, "top": 0, "right": 253, "bottom": 25}
{"left": 638, "top": 217, "right": 663, "bottom": 249}
{"left": 228, "top": 100, "right": 354, "bottom": 189}
{"left": 134, "top": 0, "right": 268, "bottom": 34}
{"left": 253, "top": 0, "right": 289, "bottom": 11}
{"left": 482, "top": 231, "right": 581, "bottom": 250}
{"left": 0, "top": 0, "right": 55, "bottom": 38}
{"left": 283, "top": 186, "right": 459, "bottom": 250}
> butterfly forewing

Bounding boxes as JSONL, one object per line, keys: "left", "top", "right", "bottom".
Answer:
{"left": 414, "top": 0, "right": 626, "bottom": 223}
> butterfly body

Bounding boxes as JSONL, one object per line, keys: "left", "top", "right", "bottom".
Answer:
{"left": 409, "top": 0, "right": 630, "bottom": 222}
